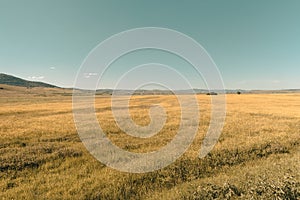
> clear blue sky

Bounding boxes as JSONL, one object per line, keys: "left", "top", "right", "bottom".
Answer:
{"left": 0, "top": 0, "right": 299, "bottom": 89}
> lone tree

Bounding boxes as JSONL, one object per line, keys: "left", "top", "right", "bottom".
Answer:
{"left": 237, "top": 91, "right": 241, "bottom": 95}
{"left": 206, "top": 92, "right": 218, "bottom": 95}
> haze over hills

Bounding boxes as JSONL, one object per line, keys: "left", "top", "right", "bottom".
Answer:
{"left": 1, "top": 73, "right": 299, "bottom": 94}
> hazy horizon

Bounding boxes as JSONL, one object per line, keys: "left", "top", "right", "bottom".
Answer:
{"left": 2, "top": 72, "right": 300, "bottom": 91}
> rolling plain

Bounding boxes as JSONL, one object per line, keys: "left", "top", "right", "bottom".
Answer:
{"left": 0, "top": 85, "right": 299, "bottom": 199}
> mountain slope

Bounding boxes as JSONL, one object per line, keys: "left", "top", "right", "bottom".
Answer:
{"left": 0, "top": 73, "right": 58, "bottom": 88}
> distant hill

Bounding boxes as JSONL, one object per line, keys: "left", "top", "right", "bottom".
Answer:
{"left": 0, "top": 73, "right": 58, "bottom": 88}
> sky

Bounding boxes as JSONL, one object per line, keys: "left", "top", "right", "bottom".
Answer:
{"left": 0, "top": 0, "right": 299, "bottom": 90}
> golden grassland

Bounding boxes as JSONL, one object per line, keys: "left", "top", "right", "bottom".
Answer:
{"left": 0, "top": 87, "right": 299, "bottom": 199}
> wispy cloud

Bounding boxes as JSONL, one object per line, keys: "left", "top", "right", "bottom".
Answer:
{"left": 50, "top": 67, "right": 56, "bottom": 70}
{"left": 28, "top": 76, "right": 45, "bottom": 80}
{"left": 84, "top": 73, "right": 98, "bottom": 78}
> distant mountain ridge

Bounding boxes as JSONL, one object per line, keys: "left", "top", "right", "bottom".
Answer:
{"left": 0, "top": 73, "right": 58, "bottom": 88}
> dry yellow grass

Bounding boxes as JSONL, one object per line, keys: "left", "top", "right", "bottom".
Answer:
{"left": 0, "top": 88, "right": 299, "bottom": 199}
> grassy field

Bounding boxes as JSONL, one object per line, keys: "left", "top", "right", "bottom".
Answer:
{"left": 0, "top": 87, "right": 299, "bottom": 199}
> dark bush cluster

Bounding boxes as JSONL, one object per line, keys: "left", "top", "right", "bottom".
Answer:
{"left": 191, "top": 183, "right": 242, "bottom": 199}
{"left": 189, "top": 175, "right": 299, "bottom": 200}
